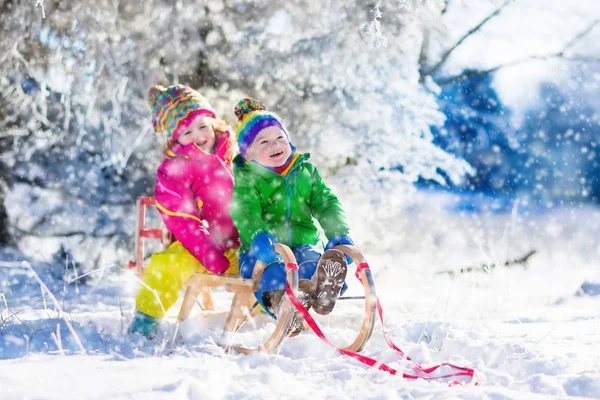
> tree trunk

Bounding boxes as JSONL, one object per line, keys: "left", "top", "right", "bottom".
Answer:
{"left": 0, "top": 191, "right": 12, "bottom": 247}
{"left": 0, "top": 163, "right": 13, "bottom": 247}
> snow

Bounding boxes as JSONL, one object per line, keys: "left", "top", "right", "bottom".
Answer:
{"left": 1, "top": 191, "right": 599, "bottom": 399}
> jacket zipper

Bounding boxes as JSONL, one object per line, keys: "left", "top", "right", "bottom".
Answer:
{"left": 250, "top": 156, "right": 306, "bottom": 246}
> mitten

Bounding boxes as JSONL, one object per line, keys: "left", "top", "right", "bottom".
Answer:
{"left": 251, "top": 233, "right": 281, "bottom": 264}
{"left": 325, "top": 235, "right": 354, "bottom": 264}
{"left": 325, "top": 235, "right": 354, "bottom": 250}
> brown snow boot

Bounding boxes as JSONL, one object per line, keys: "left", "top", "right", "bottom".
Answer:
{"left": 312, "top": 249, "right": 348, "bottom": 315}
{"left": 287, "top": 279, "right": 316, "bottom": 337}
{"left": 262, "top": 279, "right": 316, "bottom": 337}
{"left": 262, "top": 289, "right": 285, "bottom": 317}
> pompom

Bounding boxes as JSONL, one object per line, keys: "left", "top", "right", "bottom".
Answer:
{"left": 234, "top": 98, "right": 266, "bottom": 120}
{"left": 147, "top": 85, "right": 166, "bottom": 109}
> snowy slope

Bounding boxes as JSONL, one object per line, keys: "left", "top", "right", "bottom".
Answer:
{"left": 0, "top": 191, "right": 599, "bottom": 400}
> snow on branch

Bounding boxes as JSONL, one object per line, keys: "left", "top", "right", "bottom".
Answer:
{"left": 34, "top": 0, "right": 46, "bottom": 19}
{"left": 362, "top": 3, "right": 388, "bottom": 48}
{"left": 556, "top": 19, "right": 600, "bottom": 55}
{"left": 422, "top": 0, "right": 514, "bottom": 79}
{"left": 435, "top": 250, "right": 537, "bottom": 276}
{"left": 361, "top": 1, "right": 416, "bottom": 48}
{"left": 435, "top": 19, "right": 600, "bottom": 86}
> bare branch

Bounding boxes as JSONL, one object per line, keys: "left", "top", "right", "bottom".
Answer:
{"left": 34, "top": 1, "right": 46, "bottom": 19}
{"left": 12, "top": 174, "right": 134, "bottom": 206}
{"left": 435, "top": 249, "right": 537, "bottom": 276}
{"left": 563, "top": 55, "right": 600, "bottom": 62}
{"left": 422, "top": 0, "right": 514, "bottom": 78}
{"left": 0, "top": 128, "right": 29, "bottom": 138}
{"left": 418, "top": 30, "right": 430, "bottom": 83}
{"left": 435, "top": 19, "right": 600, "bottom": 86}
{"left": 557, "top": 19, "right": 600, "bottom": 56}
{"left": 11, "top": 223, "right": 124, "bottom": 241}
{"left": 441, "top": 0, "right": 450, "bottom": 16}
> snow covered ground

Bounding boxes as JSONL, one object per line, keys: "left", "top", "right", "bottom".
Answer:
{"left": 1, "top": 191, "right": 599, "bottom": 399}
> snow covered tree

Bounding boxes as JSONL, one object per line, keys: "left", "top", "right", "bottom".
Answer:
{"left": 429, "top": 71, "right": 524, "bottom": 196}
{"left": 0, "top": 0, "right": 213, "bottom": 269}
{"left": 205, "top": 0, "right": 472, "bottom": 188}
{"left": 0, "top": 0, "right": 478, "bottom": 268}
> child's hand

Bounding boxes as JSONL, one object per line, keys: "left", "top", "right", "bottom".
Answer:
{"left": 325, "top": 235, "right": 354, "bottom": 264}
{"left": 325, "top": 235, "right": 354, "bottom": 250}
{"left": 251, "top": 233, "right": 281, "bottom": 264}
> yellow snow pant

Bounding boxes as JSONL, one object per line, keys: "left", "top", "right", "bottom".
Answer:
{"left": 135, "top": 241, "right": 239, "bottom": 318}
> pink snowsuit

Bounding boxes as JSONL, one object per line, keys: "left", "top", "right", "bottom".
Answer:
{"left": 135, "top": 131, "right": 241, "bottom": 318}
{"left": 155, "top": 131, "right": 240, "bottom": 274}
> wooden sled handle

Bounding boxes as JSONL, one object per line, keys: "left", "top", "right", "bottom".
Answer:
{"left": 226, "top": 243, "right": 298, "bottom": 354}
{"left": 331, "top": 244, "right": 376, "bottom": 353}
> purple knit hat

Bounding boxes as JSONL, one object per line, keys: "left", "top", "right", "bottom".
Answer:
{"left": 233, "top": 98, "right": 289, "bottom": 158}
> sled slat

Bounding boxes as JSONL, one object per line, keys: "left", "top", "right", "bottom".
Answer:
{"left": 186, "top": 273, "right": 257, "bottom": 289}
{"left": 140, "top": 228, "right": 164, "bottom": 239}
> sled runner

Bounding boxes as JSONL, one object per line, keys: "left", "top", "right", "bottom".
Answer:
{"left": 126, "top": 196, "right": 377, "bottom": 353}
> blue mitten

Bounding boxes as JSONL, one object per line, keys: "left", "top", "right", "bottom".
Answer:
{"left": 251, "top": 233, "right": 281, "bottom": 264}
{"left": 325, "top": 235, "right": 354, "bottom": 264}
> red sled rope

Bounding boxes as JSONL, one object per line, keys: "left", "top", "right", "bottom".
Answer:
{"left": 284, "top": 261, "right": 480, "bottom": 386}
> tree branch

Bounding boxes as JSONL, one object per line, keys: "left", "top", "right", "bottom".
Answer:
{"left": 556, "top": 19, "right": 599, "bottom": 56}
{"left": 434, "top": 19, "right": 600, "bottom": 86}
{"left": 11, "top": 223, "right": 124, "bottom": 241}
{"left": 418, "top": 31, "right": 430, "bottom": 84}
{"left": 12, "top": 174, "right": 135, "bottom": 206}
{"left": 421, "top": 0, "right": 514, "bottom": 78}
{"left": 435, "top": 249, "right": 537, "bottom": 276}
{"left": 441, "top": 0, "right": 450, "bottom": 16}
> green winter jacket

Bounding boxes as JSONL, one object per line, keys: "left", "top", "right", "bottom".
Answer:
{"left": 230, "top": 153, "right": 350, "bottom": 253}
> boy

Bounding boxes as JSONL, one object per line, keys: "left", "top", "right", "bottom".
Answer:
{"left": 230, "top": 98, "right": 353, "bottom": 335}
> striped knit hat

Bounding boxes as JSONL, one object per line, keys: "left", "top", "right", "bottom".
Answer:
{"left": 234, "top": 98, "right": 289, "bottom": 158}
{"left": 147, "top": 84, "right": 216, "bottom": 143}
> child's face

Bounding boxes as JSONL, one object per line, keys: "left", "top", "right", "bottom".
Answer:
{"left": 246, "top": 126, "right": 291, "bottom": 167}
{"left": 177, "top": 115, "right": 216, "bottom": 153}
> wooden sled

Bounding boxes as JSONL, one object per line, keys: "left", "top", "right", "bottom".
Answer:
{"left": 178, "top": 243, "right": 299, "bottom": 354}
{"left": 126, "top": 196, "right": 375, "bottom": 354}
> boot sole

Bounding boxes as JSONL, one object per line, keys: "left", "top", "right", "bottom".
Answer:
{"left": 313, "top": 249, "right": 348, "bottom": 315}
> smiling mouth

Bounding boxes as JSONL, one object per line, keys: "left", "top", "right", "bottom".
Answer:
{"left": 270, "top": 151, "right": 283, "bottom": 158}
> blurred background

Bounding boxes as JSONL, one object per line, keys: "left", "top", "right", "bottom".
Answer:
{"left": 0, "top": 0, "right": 598, "bottom": 273}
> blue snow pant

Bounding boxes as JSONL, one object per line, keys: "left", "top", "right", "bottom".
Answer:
{"left": 240, "top": 244, "right": 321, "bottom": 318}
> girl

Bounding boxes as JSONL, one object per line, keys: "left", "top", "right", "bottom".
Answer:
{"left": 230, "top": 98, "right": 353, "bottom": 336}
{"left": 128, "top": 85, "right": 240, "bottom": 339}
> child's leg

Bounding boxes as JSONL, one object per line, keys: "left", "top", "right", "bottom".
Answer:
{"left": 285, "top": 245, "right": 321, "bottom": 335}
{"left": 239, "top": 251, "right": 286, "bottom": 318}
{"left": 135, "top": 242, "right": 239, "bottom": 319}
{"left": 292, "top": 244, "right": 321, "bottom": 280}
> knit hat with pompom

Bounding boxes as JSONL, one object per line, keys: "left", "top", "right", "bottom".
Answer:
{"left": 234, "top": 98, "right": 289, "bottom": 158}
{"left": 147, "top": 84, "right": 216, "bottom": 143}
